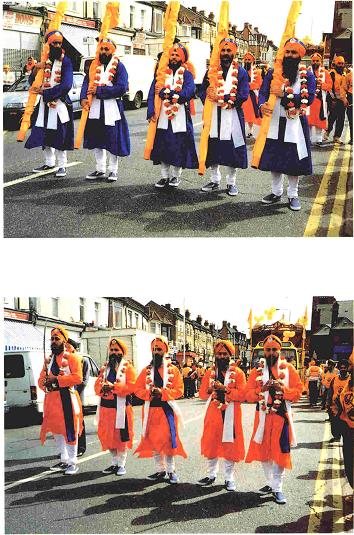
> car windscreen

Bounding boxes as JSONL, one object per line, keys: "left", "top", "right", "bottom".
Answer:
{"left": 10, "top": 78, "right": 31, "bottom": 92}
{"left": 5, "top": 354, "right": 25, "bottom": 378}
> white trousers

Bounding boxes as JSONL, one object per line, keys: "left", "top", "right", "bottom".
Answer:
{"left": 161, "top": 162, "right": 182, "bottom": 180}
{"left": 153, "top": 452, "right": 175, "bottom": 472}
{"left": 210, "top": 164, "right": 237, "bottom": 186}
{"left": 43, "top": 146, "right": 67, "bottom": 167}
{"left": 94, "top": 148, "right": 119, "bottom": 173}
{"left": 109, "top": 448, "right": 128, "bottom": 467}
{"left": 53, "top": 432, "right": 78, "bottom": 466}
{"left": 262, "top": 461, "right": 285, "bottom": 492}
{"left": 207, "top": 457, "right": 235, "bottom": 481}
{"left": 271, "top": 171, "right": 299, "bottom": 198}
{"left": 310, "top": 126, "right": 323, "bottom": 143}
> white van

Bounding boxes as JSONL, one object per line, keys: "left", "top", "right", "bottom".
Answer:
{"left": 4, "top": 351, "right": 100, "bottom": 417}
{"left": 80, "top": 54, "right": 156, "bottom": 109}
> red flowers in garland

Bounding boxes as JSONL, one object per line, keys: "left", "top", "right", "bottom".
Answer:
{"left": 284, "top": 63, "right": 309, "bottom": 119}
{"left": 163, "top": 67, "right": 185, "bottom": 120}
{"left": 216, "top": 60, "right": 239, "bottom": 110}
{"left": 42, "top": 50, "right": 65, "bottom": 108}
{"left": 94, "top": 55, "right": 120, "bottom": 87}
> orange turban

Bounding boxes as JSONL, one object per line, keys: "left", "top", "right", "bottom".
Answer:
{"left": 109, "top": 337, "right": 128, "bottom": 356}
{"left": 219, "top": 38, "right": 238, "bottom": 55}
{"left": 51, "top": 326, "right": 69, "bottom": 343}
{"left": 311, "top": 53, "right": 322, "bottom": 62}
{"left": 99, "top": 38, "right": 117, "bottom": 55}
{"left": 169, "top": 43, "right": 188, "bottom": 63}
{"left": 214, "top": 339, "right": 235, "bottom": 356}
{"left": 244, "top": 52, "right": 255, "bottom": 63}
{"left": 284, "top": 38, "right": 306, "bottom": 58}
{"left": 263, "top": 335, "right": 282, "bottom": 350}
{"left": 151, "top": 336, "right": 169, "bottom": 354}
{"left": 334, "top": 56, "right": 345, "bottom": 65}
{"left": 45, "top": 30, "right": 63, "bottom": 45}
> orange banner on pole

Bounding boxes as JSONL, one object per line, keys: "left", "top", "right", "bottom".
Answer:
{"left": 74, "top": 2, "right": 120, "bottom": 150}
{"left": 143, "top": 1, "right": 180, "bottom": 160}
{"left": 17, "top": 1, "right": 67, "bottom": 142}
{"left": 251, "top": 0, "right": 302, "bottom": 169}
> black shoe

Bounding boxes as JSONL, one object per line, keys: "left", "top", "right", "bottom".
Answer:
{"left": 77, "top": 450, "right": 85, "bottom": 458}
{"left": 226, "top": 184, "right": 238, "bottom": 196}
{"left": 146, "top": 471, "right": 166, "bottom": 481}
{"left": 32, "top": 164, "right": 56, "bottom": 173}
{"left": 288, "top": 197, "right": 301, "bottom": 211}
{"left": 49, "top": 462, "right": 69, "bottom": 472}
{"left": 201, "top": 181, "right": 219, "bottom": 192}
{"left": 169, "top": 177, "right": 181, "bottom": 187}
{"left": 86, "top": 171, "right": 106, "bottom": 180}
{"left": 197, "top": 476, "right": 216, "bottom": 486}
{"left": 55, "top": 167, "right": 67, "bottom": 177}
{"left": 262, "top": 193, "right": 282, "bottom": 204}
{"left": 167, "top": 471, "right": 179, "bottom": 484}
{"left": 273, "top": 491, "right": 287, "bottom": 504}
{"left": 247, "top": 132, "right": 254, "bottom": 138}
{"left": 328, "top": 437, "right": 340, "bottom": 443}
{"left": 102, "top": 465, "right": 118, "bottom": 474}
{"left": 258, "top": 485, "right": 273, "bottom": 496}
{"left": 155, "top": 178, "right": 169, "bottom": 188}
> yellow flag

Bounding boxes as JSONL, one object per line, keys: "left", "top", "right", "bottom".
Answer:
{"left": 248, "top": 308, "right": 253, "bottom": 329}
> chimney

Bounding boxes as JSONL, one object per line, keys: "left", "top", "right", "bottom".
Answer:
{"left": 222, "top": 320, "right": 227, "bottom": 326}
{"left": 191, "top": 6, "right": 197, "bottom": 12}
{"left": 164, "top": 303, "right": 171, "bottom": 310}
{"left": 204, "top": 320, "right": 209, "bottom": 327}
{"left": 199, "top": 10, "right": 205, "bottom": 16}
{"left": 174, "top": 307, "right": 180, "bottom": 314}
{"left": 227, "top": 322, "right": 231, "bottom": 328}
{"left": 232, "top": 24, "right": 237, "bottom": 32}
{"left": 254, "top": 26, "right": 259, "bottom": 33}
{"left": 208, "top": 12, "right": 215, "bottom": 21}
{"left": 210, "top": 323, "right": 215, "bottom": 332}
{"left": 196, "top": 315, "right": 202, "bottom": 324}
{"left": 185, "top": 309, "right": 191, "bottom": 319}
{"left": 232, "top": 325, "right": 237, "bottom": 331}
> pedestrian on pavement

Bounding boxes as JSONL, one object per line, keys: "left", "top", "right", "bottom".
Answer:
{"left": 25, "top": 30, "right": 74, "bottom": 178}
{"left": 80, "top": 38, "right": 130, "bottom": 182}
{"left": 199, "top": 38, "right": 249, "bottom": 197}
{"left": 94, "top": 338, "right": 137, "bottom": 476}
{"left": 258, "top": 38, "right": 316, "bottom": 212}
{"left": 182, "top": 363, "right": 192, "bottom": 398}
{"left": 306, "top": 358, "right": 323, "bottom": 406}
{"left": 134, "top": 336, "right": 187, "bottom": 484}
{"left": 3, "top": 65, "right": 16, "bottom": 90}
{"left": 327, "top": 359, "right": 351, "bottom": 442}
{"left": 342, "top": 69, "right": 353, "bottom": 145}
{"left": 245, "top": 335, "right": 303, "bottom": 504}
{"left": 38, "top": 326, "right": 83, "bottom": 475}
{"left": 336, "top": 370, "right": 353, "bottom": 496}
{"left": 320, "top": 359, "right": 337, "bottom": 409}
{"left": 307, "top": 53, "right": 332, "bottom": 145}
{"left": 196, "top": 361, "right": 206, "bottom": 390}
{"left": 323, "top": 56, "right": 347, "bottom": 144}
{"left": 23, "top": 56, "right": 37, "bottom": 75}
{"left": 242, "top": 52, "right": 262, "bottom": 139}
{"left": 197, "top": 339, "right": 246, "bottom": 492}
{"left": 147, "top": 43, "right": 198, "bottom": 189}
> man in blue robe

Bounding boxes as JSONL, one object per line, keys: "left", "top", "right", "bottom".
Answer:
{"left": 199, "top": 38, "right": 249, "bottom": 196}
{"left": 80, "top": 38, "right": 130, "bottom": 182}
{"left": 25, "top": 30, "right": 74, "bottom": 178}
{"left": 147, "top": 43, "right": 198, "bottom": 189}
{"left": 258, "top": 38, "right": 316, "bottom": 211}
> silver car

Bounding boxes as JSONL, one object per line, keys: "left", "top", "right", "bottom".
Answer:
{"left": 3, "top": 71, "right": 85, "bottom": 128}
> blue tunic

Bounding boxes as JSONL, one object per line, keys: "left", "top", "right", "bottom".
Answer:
{"left": 25, "top": 55, "right": 74, "bottom": 151}
{"left": 80, "top": 61, "right": 130, "bottom": 157}
{"left": 148, "top": 69, "right": 199, "bottom": 169}
{"left": 257, "top": 68, "right": 316, "bottom": 176}
{"left": 199, "top": 65, "right": 249, "bottom": 169}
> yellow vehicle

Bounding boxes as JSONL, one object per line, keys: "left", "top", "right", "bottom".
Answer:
{"left": 251, "top": 340, "right": 300, "bottom": 370}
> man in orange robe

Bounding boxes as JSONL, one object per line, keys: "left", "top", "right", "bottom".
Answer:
{"left": 242, "top": 52, "right": 262, "bottom": 138}
{"left": 245, "top": 335, "right": 302, "bottom": 504}
{"left": 38, "top": 326, "right": 83, "bottom": 475}
{"left": 327, "top": 358, "right": 351, "bottom": 442}
{"left": 134, "top": 336, "right": 187, "bottom": 484}
{"left": 94, "top": 338, "right": 137, "bottom": 476}
{"left": 197, "top": 339, "right": 246, "bottom": 491}
{"left": 306, "top": 358, "right": 323, "bottom": 406}
{"left": 307, "top": 53, "right": 332, "bottom": 145}
{"left": 320, "top": 359, "right": 337, "bottom": 409}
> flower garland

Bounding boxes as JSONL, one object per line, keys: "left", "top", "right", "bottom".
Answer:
{"left": 145, "top": 357, "right": 174, "bottom": 389}
{"left": 209, "top": 360, "right": 237, "bottom": 410}
{"left": 284, "top": 62, "right": 309, "bottom": 118}
{"left": 163, "top": 66, "right": 185, "bottom": 121}
{"left": 42, "top": 50, "right": 65, "bottom": 109}
{"left": 313, "top": 65, "right": 325, "bottom": 96}
{"left": 93, "top": 55, "right": 120, "bottom": 87}
{"left": 256, "top": 356, "right": 287, "bottom": 414}
{"left": 216, "top": 60, "right": 239, "bottom": 110}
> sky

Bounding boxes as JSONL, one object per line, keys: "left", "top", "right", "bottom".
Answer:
{"left": 182, "top": 0, "right": 336, "bottom": 47}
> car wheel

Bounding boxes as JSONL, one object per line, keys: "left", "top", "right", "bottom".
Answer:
{"left": 132, "top": 92, "right": 142, "bottom": 110}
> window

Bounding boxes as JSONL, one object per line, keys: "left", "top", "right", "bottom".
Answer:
{"left": 52, "top": 297, "right": 59, "bottom": 317}
{"left": 153, "top": 11, "right": 163, "bottom": 33}
{"left": 5, "top": 354, "right": 25, "bottom": 378}
{"left": 88, "top": 357, "right": 99, "bottom": 377}
{"left": 79, "top": 298, "right": 85, "bottom": 322}
{"left": 94, "top": 302, "right": 100, "bottom": 325}
{"left": 113, "top": 302, "right": 123, "bottom": 328}
{"left": 29, "top": 297, "right": 37, "bottom": 311}
{"left": 128, "top": 310, "right": 133, "bottom": 328}
{"left": 179, "top": 24, "right": 191, "bottom": 37}
{"left": 93, "top": 1, "right": 99, "bottom": 18}
{"left": 130, "top": 5, "right": 135, "bottom": 28}
{"left": 73, "top": 73, "right": 84, "bottom": 88}
{"left": 140, "top": 9, "right": 146, "bottom": 29}
{"left": 135, "top": 313, "right": 139, "bottom": 328}
{"left": 150, "top": 321, "right": 156, "bottom": 333}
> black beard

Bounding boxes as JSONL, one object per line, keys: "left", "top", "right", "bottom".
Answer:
{"left": 265, "top": 355, "right": 278, "bottom": 370}
{"left": 49, "top": 46, "right": 62, "bottom": 61}
{"left": 51, "top": 343, "right": 64, "bottom": 355}
{"left": 99, "top": 53, "right": 112, "bottom": 66}
{"left": 169, "top": 60, "right": 182, "bottom": 72}
{"left": 109, "top": 354, "right": 122, "bottom": 366}
{"left": 244, "top": 62, "right": 251, "bottom": 71}
{"left": 152, "top": 354, "right": 163, "bottom": 368}
{"left": 339, "top": 370, "right": 348, "bottom": 378}
{"left": 283, "top": 56, "right": 301, "bottom": 84}
{"left": 312, "top": 64, "right": 319, "bottom": 71}
{"left": 221, "top": 56, "right": 233, "bottom": 70}
{"left": 335, "top": 66, "right": 344, "bottom": 75}
{"left": 217, "top": 358, "right": 230, "bottom": 372}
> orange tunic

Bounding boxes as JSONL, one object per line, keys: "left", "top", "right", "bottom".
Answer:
{"left": 339, "top": 381, "right": 354, "bottom": 428}
{"left": 38, "top": 351, "right": 83, "bottom": 445}
{"left": 307, "top": 68, "right": 331, "bottom": 129}
{"left": 242, "top": 68, "right": 262, "bottom": 124}
{"left": 94, "top": 362, "right": 137, "bottom": 451}
{"left": 199, "top": 367, "right": 246, "bottom": 461}
{"left": 245, "top": 362, "right": 302, "bottom": 469}
{"left": 329, "top": 375, "right": 351, "bottom": 416}
{"left": 134, "top": 364, "right": 187, "bottom": 458}
{"left": 321, "top": 370, "right": 338, "bottom": 389}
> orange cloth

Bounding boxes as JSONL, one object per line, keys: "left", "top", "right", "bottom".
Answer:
{"left": 134, "top": 364, "right": 187, "bottom": 458}
{"left": 243, "top": 68, "right": 262, "bottom": 124}
{"left": 199, "top": 367, "right": 246, "bottom": 461}
{"left": 38, "top": 351, "right": 83, "bottom": 445}
{"left": 330, "top": 375, "right": 351, "bottom": 416}
{"left": 245, "top": 362, "right": 302, "bottom": 469}
{"left": 330, "top": 69, "right": 346, "bottom": 100}
{"left": 343, "top": 71, "right": 353, "bottom": 95}
{"left": 321, "top": 370, "right": 338, "bottom": 389}
{"left": 307, "top": 365, "right": 322, "bottom": 379}
{"left": 339, "top": 381, "right": 354, "bottom": 428}
{"left": 307, "top": 69, "right": 332, "bottom": 129}
{"left": 94, "top": 362, "right": 137, "bottom": 451}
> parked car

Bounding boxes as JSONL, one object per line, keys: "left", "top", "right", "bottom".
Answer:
{"left": 4, "top": 350, "right": 100, "bottom": 419}
{"left": 3, "top": 71, "right": 85, "bottom": 129}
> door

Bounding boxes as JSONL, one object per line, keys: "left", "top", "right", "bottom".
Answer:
{"left": 81, "top": 356, "right": 100, "bottom": 408}
{"left": 4, "top": 354, "right": 31, "bottom": 408}
{"left": 70, "top": 72, "right": 85, "bottom": 111}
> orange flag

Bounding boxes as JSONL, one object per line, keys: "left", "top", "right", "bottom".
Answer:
{"left": 251, "top": 0, "right": 302, "bottom": 168}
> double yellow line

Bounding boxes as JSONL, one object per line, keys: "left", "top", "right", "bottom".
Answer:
{"left": 304, "top": 135, "right": 352, "bottom": 237}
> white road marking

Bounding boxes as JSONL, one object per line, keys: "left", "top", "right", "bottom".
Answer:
{"left": 3, "top": 161, "right": 82, "bottom": 188}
